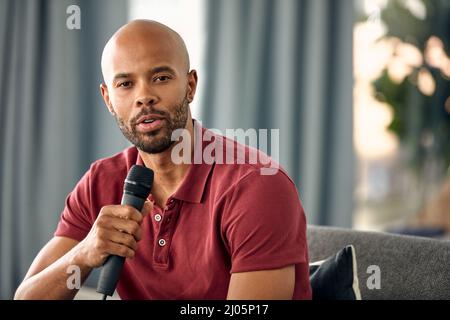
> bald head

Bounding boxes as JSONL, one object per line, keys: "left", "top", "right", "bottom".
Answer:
{"left": 101, "top": 20, "right": 190, "bottom": 86}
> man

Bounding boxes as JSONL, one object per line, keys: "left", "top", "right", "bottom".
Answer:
{"left": 14, "top": 20, "right": 311, "bottom": 300}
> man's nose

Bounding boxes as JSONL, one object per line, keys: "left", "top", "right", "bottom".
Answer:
{"left": 135, "top": 82, "right": 159, "bottom": 106}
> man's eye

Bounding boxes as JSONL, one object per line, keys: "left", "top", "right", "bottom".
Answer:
{"left": 118, "top": 81, "right": 132, "bottom": 88}
{"left": 154, "top": 75, "right": 170, "bottom": 82}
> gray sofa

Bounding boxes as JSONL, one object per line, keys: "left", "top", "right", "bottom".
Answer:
{"left": 307, "top": 225, "right": 450, "bottom": 299}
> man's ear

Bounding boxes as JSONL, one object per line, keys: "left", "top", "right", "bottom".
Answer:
{"left": 100, "top": 83, "right": 115, "bottom": 115}
{"left": 186, "top": 70, "right": 198, "bottom": 103}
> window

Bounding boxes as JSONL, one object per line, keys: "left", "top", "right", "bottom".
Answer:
{"left": 353, "top": 0, "right": 450, "bottom": 235}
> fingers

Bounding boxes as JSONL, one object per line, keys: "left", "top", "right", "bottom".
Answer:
{"left": 100, "top": 204, "right": 146, "bottom": 223}
{"left": 92, "top": 203, "right": 155, "bottom": 262}
{"left": 96, "top": 214, "right": 142, "bottom": 241}
{"left": 94, "top": 223, "right": 139, "bottom": 259}
{"left": 81, "top": 203, "right": 153, "bottom": 267}
{"left": 97, "top": 228, "right": 138, "bottom": 252}
{"left": 104, "top": 240, "right": 136, "bottom": 259}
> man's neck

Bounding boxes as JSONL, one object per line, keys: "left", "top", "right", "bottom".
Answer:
{"left": 138, "top": 118, "right": 195, "bottom": 207}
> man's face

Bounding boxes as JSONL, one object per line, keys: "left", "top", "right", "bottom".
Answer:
{"left": 113, "top": 86, "right": 190, "bottom": 154}
{"left": 101, "top": 28, "right": 196, "bottom": 154}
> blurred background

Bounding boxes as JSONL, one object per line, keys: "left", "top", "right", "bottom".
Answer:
{"left": 0, "top": 0, "right": 449, "bottom": 299}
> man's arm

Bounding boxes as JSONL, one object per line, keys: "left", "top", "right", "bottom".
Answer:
{"left": 221, "top": 169, "right": 310, "bottom": 300}
{"left": 14, "top": 236, "right": 90, "bottom": 300}
{"left": 227, "top": 265, "right": 295, "bottom": 299}
{"left": 14, "top": 202, "right": 151, "bottom": 300}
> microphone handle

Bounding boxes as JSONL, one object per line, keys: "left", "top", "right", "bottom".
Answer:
{"left": 96, "top": 193, "right": 146, "bottom": 296}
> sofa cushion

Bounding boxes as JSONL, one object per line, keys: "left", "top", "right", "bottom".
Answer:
{"left": 307, "top": 225, "right": 450, "bottom": 299}
{"left": 309, "top": 245, "right": 361, "bottom": 300}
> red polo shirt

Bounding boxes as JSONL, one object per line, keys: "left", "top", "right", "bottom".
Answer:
{"left": 55, "top": 121, "right": 312, "bottom": 299}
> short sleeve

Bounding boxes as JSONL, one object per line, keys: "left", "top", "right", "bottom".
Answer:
{"left": 221, "top": 169, "right": 308, "bottom": 273}
{"left": 54, "top": 168, "right": 95, "bottom": 241}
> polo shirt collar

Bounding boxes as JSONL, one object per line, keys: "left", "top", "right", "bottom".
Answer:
{"left": 135, "top": 119, "right": 214, "bottom": 204}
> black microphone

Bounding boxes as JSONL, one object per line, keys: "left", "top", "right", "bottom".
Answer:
{"left": 96, "top": 165, "right": 154, "bottom": 298}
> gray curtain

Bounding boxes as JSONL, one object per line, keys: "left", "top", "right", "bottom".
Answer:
{"left": 0, "top": 0, "right": 128, "bottom": 299}
{"left": 201, "top": 0, "right": 354, "bottom": 228}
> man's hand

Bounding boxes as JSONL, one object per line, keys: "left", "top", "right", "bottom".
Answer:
{"left": 14, "top": 200, "right": 153, "bottom": 300}
{"left": 73, "top": 200, "right": 153, "bottom": 268}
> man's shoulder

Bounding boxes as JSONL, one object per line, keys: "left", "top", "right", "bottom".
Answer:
{"left": 209, "top": 132, "right": 296, "bottom": 189}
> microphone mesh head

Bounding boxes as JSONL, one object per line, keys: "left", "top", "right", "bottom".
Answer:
{"left": 124, "top": 165, "right": 154, "bottom": 198}
{"left": 127, "top": 165, "right": 154, "bottom": 185}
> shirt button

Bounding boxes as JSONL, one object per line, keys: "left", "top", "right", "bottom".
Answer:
{"left": 154, "top": 214, "right": 162, "bottom": 222}
{"left": 158, "top": 239, "right": 166, "bottom": 247}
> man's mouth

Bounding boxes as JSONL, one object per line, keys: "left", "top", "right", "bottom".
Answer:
{"left": 135, "top": 115, "right": 165, "bottom": 133}
{"left": 136, "top": 114, "right": 165, "bottom": 125}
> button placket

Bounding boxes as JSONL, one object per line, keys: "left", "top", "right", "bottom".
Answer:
{"left": 166, "top": 198, "right": 175, "bottom": 210}
{"left": 153, "top": 201, "right": 180, "bottom": 267}
{"left": 162, "top": 198, "right": 176, "bottom": 224}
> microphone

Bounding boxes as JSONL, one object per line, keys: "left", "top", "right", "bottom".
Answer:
{"left": 96, "top": 165, "right": 154, "bottom": 298}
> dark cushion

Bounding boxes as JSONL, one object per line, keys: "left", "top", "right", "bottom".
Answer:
{"left": 309, "top": 245, "right": 361, "bottom": 300}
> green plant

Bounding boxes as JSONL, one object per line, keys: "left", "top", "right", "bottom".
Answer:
{"left": 370, "top": 0, "right": 450, "bottom": 171}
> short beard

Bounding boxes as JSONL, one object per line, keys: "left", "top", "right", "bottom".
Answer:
{"left": 114, "top": 97, "right": 189, "bottom": 154}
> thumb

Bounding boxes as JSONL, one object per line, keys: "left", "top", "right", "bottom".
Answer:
{"left": 142, "top": 199, "right": 153, "bottom": 217}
